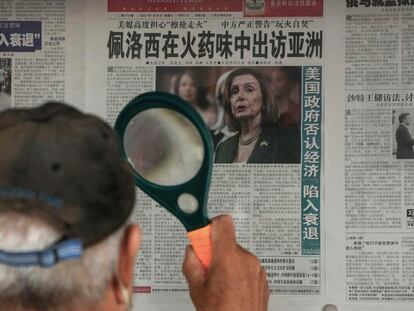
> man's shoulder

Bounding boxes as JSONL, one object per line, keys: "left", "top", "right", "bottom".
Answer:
{"left": 397, "top": 124, "right": 409, "bottom": 133}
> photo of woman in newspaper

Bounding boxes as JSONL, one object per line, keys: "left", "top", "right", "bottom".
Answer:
{"left": 156, "top": 66, "right": 301, "bottom": 164}
{"left": 214, "top": 67, "right": 300, "bottom": 164}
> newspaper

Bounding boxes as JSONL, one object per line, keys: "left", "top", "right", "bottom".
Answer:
{"left": 344, "top": 1, "right": 414, "bottom": 304}
{"left": 0, "top": 0, "right": 413, "bottom": 310}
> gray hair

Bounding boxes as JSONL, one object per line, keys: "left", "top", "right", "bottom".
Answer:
{"left": 223, "top": 67, "right": 278, "bottom": 132}
{"left": 0, "top": 210, "right": 125, "bottom": 311}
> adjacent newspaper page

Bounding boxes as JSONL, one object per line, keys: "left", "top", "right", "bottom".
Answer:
{"left": 343, "top": 0, "right": 414, "bottom": 306}
{"left": 0, "top": 0, "right": 85, "bottom": 111}
{"left": 325, "top": 1, "right": 414, "bottom": 311}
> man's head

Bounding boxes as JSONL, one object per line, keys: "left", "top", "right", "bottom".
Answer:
{"left": 399, "top": 113, "right": 411, "bottom": 126}
{"left": 0, "top": 102, "right": 141, "bottom": 311}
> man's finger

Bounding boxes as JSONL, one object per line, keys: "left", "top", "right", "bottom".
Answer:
{"left": 182, "top": 245, "right": 206, "bottom": 290}
{"left": 210, "top": 214, "right": 237, "bottom": 255}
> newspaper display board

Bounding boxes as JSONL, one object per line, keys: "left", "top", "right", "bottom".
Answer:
{"left": 0, "top": 0, "right": 413, "bottom": 310}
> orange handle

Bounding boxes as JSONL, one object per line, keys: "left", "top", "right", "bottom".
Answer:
{"left": 187, "top": 224, "right": 212, "bottom": 269}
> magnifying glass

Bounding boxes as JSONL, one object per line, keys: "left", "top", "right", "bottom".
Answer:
{"left": 115, "top": 91, "right": 213, "bottom": 268}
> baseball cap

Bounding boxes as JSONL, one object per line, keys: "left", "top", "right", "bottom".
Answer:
{"left": 0, "top": 102, "right": 135, "bottom": 267}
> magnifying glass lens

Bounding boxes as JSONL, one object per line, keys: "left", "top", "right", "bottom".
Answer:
{"left": 123, "top": 108, "right": 204, "bottom": 186}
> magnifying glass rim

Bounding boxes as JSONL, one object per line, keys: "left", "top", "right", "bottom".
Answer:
{"left": 115, "top": 91, "right": 214, "bottom": 190}
{"left": 115, "top": 91, "right": 213, "bottom": 231}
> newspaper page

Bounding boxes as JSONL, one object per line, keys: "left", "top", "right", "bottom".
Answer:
{"left": 0, "top": 0, "right": 86, "bottom": 112}
{"left": 322, "top": 2, "right": 414, "bottom": 310}
{"left": 90, "top": 1, "right": 324, "bottom": 310}
{"left": 343, "top": 0, "right": 414, "bottom": 307}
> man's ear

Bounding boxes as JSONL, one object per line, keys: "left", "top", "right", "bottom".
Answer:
{"left": 114, "top": 224, "right": 141, "bottom": 303}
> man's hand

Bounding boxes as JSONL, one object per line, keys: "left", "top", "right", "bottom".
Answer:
{"left": 182, "top": 215, "right": 270, "bottom": 311}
